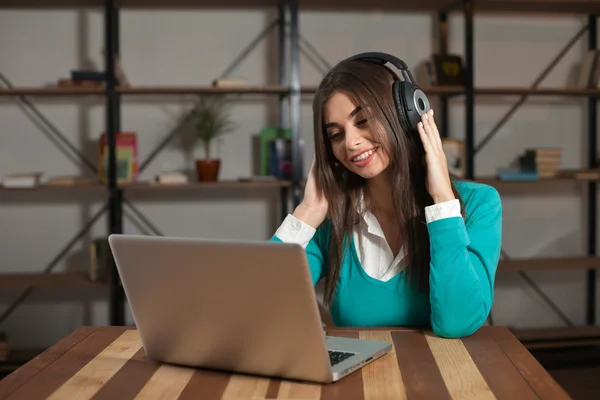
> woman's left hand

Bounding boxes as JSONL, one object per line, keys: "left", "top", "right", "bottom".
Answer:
{"left": 417, "top": 109, "right": 456, "bottom": 204}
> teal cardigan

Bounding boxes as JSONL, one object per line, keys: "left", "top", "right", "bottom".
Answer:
{"left": 270, "top": 179, "right": 502, "bottom": 338}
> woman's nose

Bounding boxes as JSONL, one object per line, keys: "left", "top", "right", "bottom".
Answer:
{"left": 345, "top": 127, "right": 362, "bottom": 150}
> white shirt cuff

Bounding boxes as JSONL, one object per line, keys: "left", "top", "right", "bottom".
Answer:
{"left": 274, "top": 214, "right": 317, "bottom": 248}
{"left": 425, "top": 199, "right": 461, "bottom": 223}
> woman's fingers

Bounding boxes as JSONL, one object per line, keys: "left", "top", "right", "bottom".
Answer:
{"left": 420, "top": 110, "right": 442, "bottom": 154}
{"left": 417, "top": 121, "right": 432, "bottom": 153}
{"left": 427, "top": 110, "right": 442, "bottom": 149}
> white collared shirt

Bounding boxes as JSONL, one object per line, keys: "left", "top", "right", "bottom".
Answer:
{"left": 274, "top": 199, "right": 461, "bottom": 282}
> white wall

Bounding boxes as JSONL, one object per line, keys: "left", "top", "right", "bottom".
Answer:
{"left": 0, "top": 7, "right": 598, "bottom": 349}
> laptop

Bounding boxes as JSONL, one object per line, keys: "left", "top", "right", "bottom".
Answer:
{"left": 107, "top": 234, "right": 392, "bottom": 383}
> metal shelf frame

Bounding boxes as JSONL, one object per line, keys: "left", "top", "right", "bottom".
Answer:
{"left": 102, "top": 0, "right": 304, "bottom": 325}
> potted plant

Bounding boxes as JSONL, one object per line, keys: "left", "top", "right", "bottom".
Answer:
{"left": 186, "top": 94, "right": 235, "bottom": 182}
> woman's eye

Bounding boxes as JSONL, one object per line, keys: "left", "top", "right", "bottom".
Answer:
{"left": 355, "top": 119, "right": 368, "bottom": 127}
{"left": 328, "top": 132, "right": 343, "bottom": 140}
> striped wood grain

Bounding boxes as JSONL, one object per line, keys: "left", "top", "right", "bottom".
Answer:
{"left": 425, "top": 333, "right": 496, "bottom": 399}
{"left": 0, "top": 326, "right": 97, "bottom": 399}
{"left": 46, "top": 329, "right": 142, "bottom": 400}
{"left": 134, "top": 363, "right": 195, "bottom": 399}
{"left": 358, "top": 331, "right": 406, "bottom": 400}
{"left": 0, "top": 327, "right": 571, "bottom": 400}
{"left": 3, "top": 327, "right": 129, "bottom": 399}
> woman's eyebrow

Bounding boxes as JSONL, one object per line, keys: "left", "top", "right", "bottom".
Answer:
{"left": 324, "top": 106, "right": 363, "bottom": 128}
{"left": 349, "top": 105, "right": 362, "bottom": 117}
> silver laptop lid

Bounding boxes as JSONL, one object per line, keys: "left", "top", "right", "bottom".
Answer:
{"left": 108, "top": 234, "right": 333, "bottom": 382}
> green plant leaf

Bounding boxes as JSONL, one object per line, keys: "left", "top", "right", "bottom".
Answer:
{"left": 186, "top": 94, "right": 236, "bottom": 159}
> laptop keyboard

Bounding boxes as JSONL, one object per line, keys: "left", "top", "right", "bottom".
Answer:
{"left": 328, "top": 350, "right": 355, "bottom": 366}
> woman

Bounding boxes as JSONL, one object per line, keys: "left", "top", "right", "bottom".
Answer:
{"left": 270, "top": 55, "right": 502, "bottom": 338}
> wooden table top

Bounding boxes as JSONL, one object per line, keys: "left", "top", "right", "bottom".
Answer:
{"left": 0, "top": 325, "right": 570, "bottom": 400}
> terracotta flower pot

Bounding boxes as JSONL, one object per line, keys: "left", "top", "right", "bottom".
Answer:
{"left": 195, "top": 159, "right": 221, "bottom": 182}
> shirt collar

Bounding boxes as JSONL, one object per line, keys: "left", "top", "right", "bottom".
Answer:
{"left": 358, "top": 192, "right": 386, "bottom": 238}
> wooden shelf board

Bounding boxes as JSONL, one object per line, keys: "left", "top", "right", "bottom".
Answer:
{"left": 475, "top": 0, "right": 600, "bottom": 14}
{"left": 121, "top": 180, "right": 292, "bottom": 190}
{"left": 1, "top": 176, "right": 595, "bottom": 192}
{"left": 422, "top": 87, "right": 600, "bottom": 97}
{"left": 0, "top": 0, "right": 285, "bottom": 9}
{"left": 0, "top": 180, "right": 292, "bottom": 192}
{"left": 2, "top": 176, "right": 594, "bottom": 195}
{"left": 118, "top": 85, "right": 291, "bottom": 95}
{"left": 475, "top": 87, "right": 600, "bottom": 96}
{"left": 512, "top": 326, "right": 600, "bottom": 349}
{"left": 0, "top": 272, "right": 105, "bottom": 288}
{"left": 499, "top": 256, "right": 600, "bottom": 272}
{"left": 0, "top": 183, "right": 105, "bottom": 192}
{"left": 515, "top": 326, "right": 600, "bottom": 341}
{"left": 1, "top": 0, "right": 599, "bottom": 13}
{"left": 0, "top": 0, "right": 459, "bottom": 11}
{"left": 423, "top": 86, "right": 465, "bottom": 95}
{"left": 0, "top": 87, "right": 104, "bottom": 96}
{"left": 305, "top": 86, "right": 600, "bottom": 97}
{"left": 0, "top": 86, "right": 290, "bottom": 96}
{"left": 300, "top": 86, "right": 465, "bottom": 95}
{"left": 474, "top": 174, "right": 599, "bottom": 187}
{"left": 523, "top": 338, "right": 600, "bottom": 350}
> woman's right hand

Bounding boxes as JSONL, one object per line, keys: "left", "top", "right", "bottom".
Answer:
{"left": 293, "top": 157, "right": 329, "bottom": 229}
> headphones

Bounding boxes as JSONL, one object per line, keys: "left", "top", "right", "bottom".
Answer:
{"left": 343, "top": 52, "right": 431, "bottom": 135}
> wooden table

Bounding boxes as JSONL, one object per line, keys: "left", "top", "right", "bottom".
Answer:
{"left": 0, "top": 326, "right": 571, "bottom": 399}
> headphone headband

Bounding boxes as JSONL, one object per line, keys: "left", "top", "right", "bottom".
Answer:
{"left": 341, "top": 51, "right": 430, "bottom": 135}
{"left": 344, "top": 51, "right": 415, "bottom": 84}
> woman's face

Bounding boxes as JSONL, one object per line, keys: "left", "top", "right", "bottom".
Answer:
{"left": 323, "top": 92, "right": 390, "bottom": 179}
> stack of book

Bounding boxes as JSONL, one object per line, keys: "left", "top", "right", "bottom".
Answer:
{"left": 519, "top": 148, "right": 561, "bottom": 178}
{"left": 497, "top": 148, "right": 561, "bottom": 180}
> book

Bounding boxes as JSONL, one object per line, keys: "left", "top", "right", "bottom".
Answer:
{"left": 89, "top": 238, "right": 109, "bottom": 282}
{"left": 269, "top": 138, "right": 293, "bottom": 180}
{"left": 260, "top": 127, "right": 293, "bottom": 177}
{"left": 97, "top": 131, "right": 139, "bottom": 184}
{"left": 2, "top": 172, "right": 43, "bottom": 188}
{"left": 155, "top": 171, "right": 188, "bottom": 184}
{"left": 497, "top": 169, "right": 540, "bottom": 181}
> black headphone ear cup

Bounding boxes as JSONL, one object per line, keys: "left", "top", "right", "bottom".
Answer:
{"left": 392, "top": 80, "right": 411, "bottom": 134}
{"left": 394, "top": 80, "right": 431, "bottom": 135}
{"left": 403, "top": 81, "right": 423, "bottom": 134}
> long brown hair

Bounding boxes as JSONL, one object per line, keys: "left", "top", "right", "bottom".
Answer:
{"left": 312, "top": 58, "right": 464, "bottom": 308}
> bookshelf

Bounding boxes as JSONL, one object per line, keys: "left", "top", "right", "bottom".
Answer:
{"left": 0, "top": 0, "right": 599, "bottom": 354}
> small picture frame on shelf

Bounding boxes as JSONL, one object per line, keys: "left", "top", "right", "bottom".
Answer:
{"left": 442, "top": 138, "right": 465, "bottom": 178}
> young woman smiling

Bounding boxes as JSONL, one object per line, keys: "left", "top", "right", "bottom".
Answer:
{"left": 270, "top": 52, "right": 502, "bottom": 338}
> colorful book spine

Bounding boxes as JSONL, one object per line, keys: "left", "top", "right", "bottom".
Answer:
{"left": 97, "top": 131, "right": 139, "bottom": 184}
